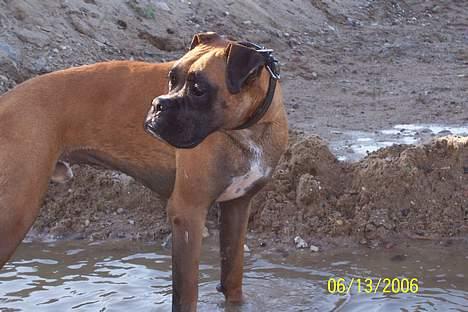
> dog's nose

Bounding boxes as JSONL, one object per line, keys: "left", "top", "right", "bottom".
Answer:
{"left": 152, "top": 97, "right": 170, "bottom": 113}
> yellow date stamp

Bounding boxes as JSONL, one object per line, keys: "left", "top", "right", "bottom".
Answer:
{"left": 327, "top": 277, "right": 419, "bottom": 294}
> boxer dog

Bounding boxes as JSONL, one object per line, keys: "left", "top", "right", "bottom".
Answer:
{"left": 0, "top": 32, "right": 288, "bottom": 311}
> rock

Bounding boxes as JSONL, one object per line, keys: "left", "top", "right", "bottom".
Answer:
{"left": 68, "top": 15, "right": 96, "bottom": 38}
{"left": 296, "top": 174, "right": 324, "bottom": 215}
{"left": 437, "top": 130, "right": 452, "bottom": 136}
{"left": 30, "top": 56, "right": 48, "bottom": 73}
{"left": 162, "top": 233, "right": 172, "bottom": 248}
{"left": 294, "top": 236, "right": 308, "bottom": 249}
{"left": 0, "top": 42, "right": 20, "bottom": 62}
{"left": 15, "top": 28, "right": 50, "bottom": 47}
{"left": 0, "top": 50, "right": 21, "bottom": 82}
{"left": 242, "top": 20, "right": 252, "bottom": 25}
{"left": 431, "top": 5, "right": 440, "bottom": 13}
{"left": 111, "top": 172, "right": 134, "bottom": 186}
{"left": 243, "top": 244, "right": 250, "bottom": 252}
{"left": 117, "top": 208, "right": 124, "bottom": 214}
{"left": 138, "top": 31, "right": 184, "bottom": 51}
{"left": 309, "top": 244, "right": 319, "bottom": 252}
{"left": 116, "top": 19, "right": 127, "bottom": 30}
{"left": 128, "top": 219, "right": 135, "bottom": 225}
{"left": 154, "top": 1, "right": 171, "bottom": 12}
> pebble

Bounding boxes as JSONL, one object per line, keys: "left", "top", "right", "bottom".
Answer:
{"left": 162, "top": 233, "right": 172, "bottom": 248}
{"left": 244, "top": 244, "right": 250, "bottom": 252}
{"left": 309, "top": 244, "right": 319, "bottom": 252}
{"left": 128, "top": 220, "right": 135, "bottom": 225}
{"left": 294, "top": 236, "right": 308, "bottom": 249}
{"left": 117, "top": 208, "right": 124, "bottom": 214}
{"left": 242, "top": 20, "right": 252, "bottom": 25}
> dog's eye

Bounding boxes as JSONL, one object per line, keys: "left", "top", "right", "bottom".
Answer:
{"left": 190, "top": 82, "right": 205, "bottom": 97}
{"left": 169, "top": 72, "right": 177, "bottom": 89}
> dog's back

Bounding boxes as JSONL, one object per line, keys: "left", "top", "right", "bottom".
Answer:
{"left": 0, "top": 61, "right": 176, "bottom": 267}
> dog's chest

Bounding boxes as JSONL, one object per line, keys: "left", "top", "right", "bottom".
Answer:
{"left": 216, "top": 137, "right": 271, "bottom": 202}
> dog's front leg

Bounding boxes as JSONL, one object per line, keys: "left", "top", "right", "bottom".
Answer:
{"left": 167, "top": 138, "right": 230, "bottom": 312}
{"left": 167, "top": 195, "right": 209, "bottom": 312}
{"left": 217, "top": 195, "right": 252, "bottom": 303}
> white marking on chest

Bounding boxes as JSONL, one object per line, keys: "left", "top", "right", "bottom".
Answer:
{"left": 217, "top": 135, "right": 271, "bottom": 202}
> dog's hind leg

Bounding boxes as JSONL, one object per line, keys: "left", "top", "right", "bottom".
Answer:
{"left": 217, "top": 195, "right": 252, "bottom": 303}
{"left": 0, "top": 148, "right": 56, "bottom": 268}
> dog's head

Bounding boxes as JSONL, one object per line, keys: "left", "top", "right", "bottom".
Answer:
{"left": 144, "top": 32, "right": 275, "bottom": 148}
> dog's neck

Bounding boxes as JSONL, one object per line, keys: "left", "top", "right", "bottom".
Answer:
{"left": 235, "top": 68, "right": 284, "bottom": 129}
{"left": 221, "top": 69, "right": 287, "bottom": 160}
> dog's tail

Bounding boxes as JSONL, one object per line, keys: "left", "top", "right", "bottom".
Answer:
{"left": 51, "top": 161, "right": 73, "bottom": 183}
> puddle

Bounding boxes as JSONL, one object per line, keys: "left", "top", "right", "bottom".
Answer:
{"left": 1, "top": 239, "right": 467, "bottom": 311}
{"left": 330, "top": 124, "right": 468, "bottom": 161}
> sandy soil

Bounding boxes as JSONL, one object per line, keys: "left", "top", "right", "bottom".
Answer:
{"left": 1, "top": 0, "right": 467, "bottom": 248}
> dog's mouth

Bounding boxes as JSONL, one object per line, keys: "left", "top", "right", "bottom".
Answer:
{"left": 144, "top": 105, "right": 165, "bottom": 141}
{"left": 144, "top": 102, "right": 203, "bottom": 149}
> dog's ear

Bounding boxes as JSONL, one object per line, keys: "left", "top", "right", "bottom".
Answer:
{"left": 190, "top": 32, "right": 221, "bottom": 50}
{"left": 225, "top": 43, "right": 265, "bottom": 94}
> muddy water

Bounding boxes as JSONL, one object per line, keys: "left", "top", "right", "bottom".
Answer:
{"left": 1, "top": 239, "right": 467, "bottom": 311}
{"left": 330, "top": 123, "right": 468, "bottom": 161}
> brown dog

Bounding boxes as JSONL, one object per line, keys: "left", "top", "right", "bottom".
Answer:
{"left": 0, "top": 33, "right": 288, "bottom": 311}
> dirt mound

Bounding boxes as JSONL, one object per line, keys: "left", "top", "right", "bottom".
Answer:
{"left": 351, "top": 137, "right": 467, "bottom": 241}
{"left": 250, "top": 133, "right": 351, "bottom": 238}
{"left": 250, "top": 135, "right": 468, "bottom": 247}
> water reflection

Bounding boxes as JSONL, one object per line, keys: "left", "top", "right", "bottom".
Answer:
{"left": 0, "top": 239, "right": 467, "bottom": 311}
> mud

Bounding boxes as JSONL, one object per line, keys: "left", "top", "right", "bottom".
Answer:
{"left": 0, "top": 0, "right": 467, "bottom": 248}
{"left": 33, "top": 168, "right": 170, "bottom": 242}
